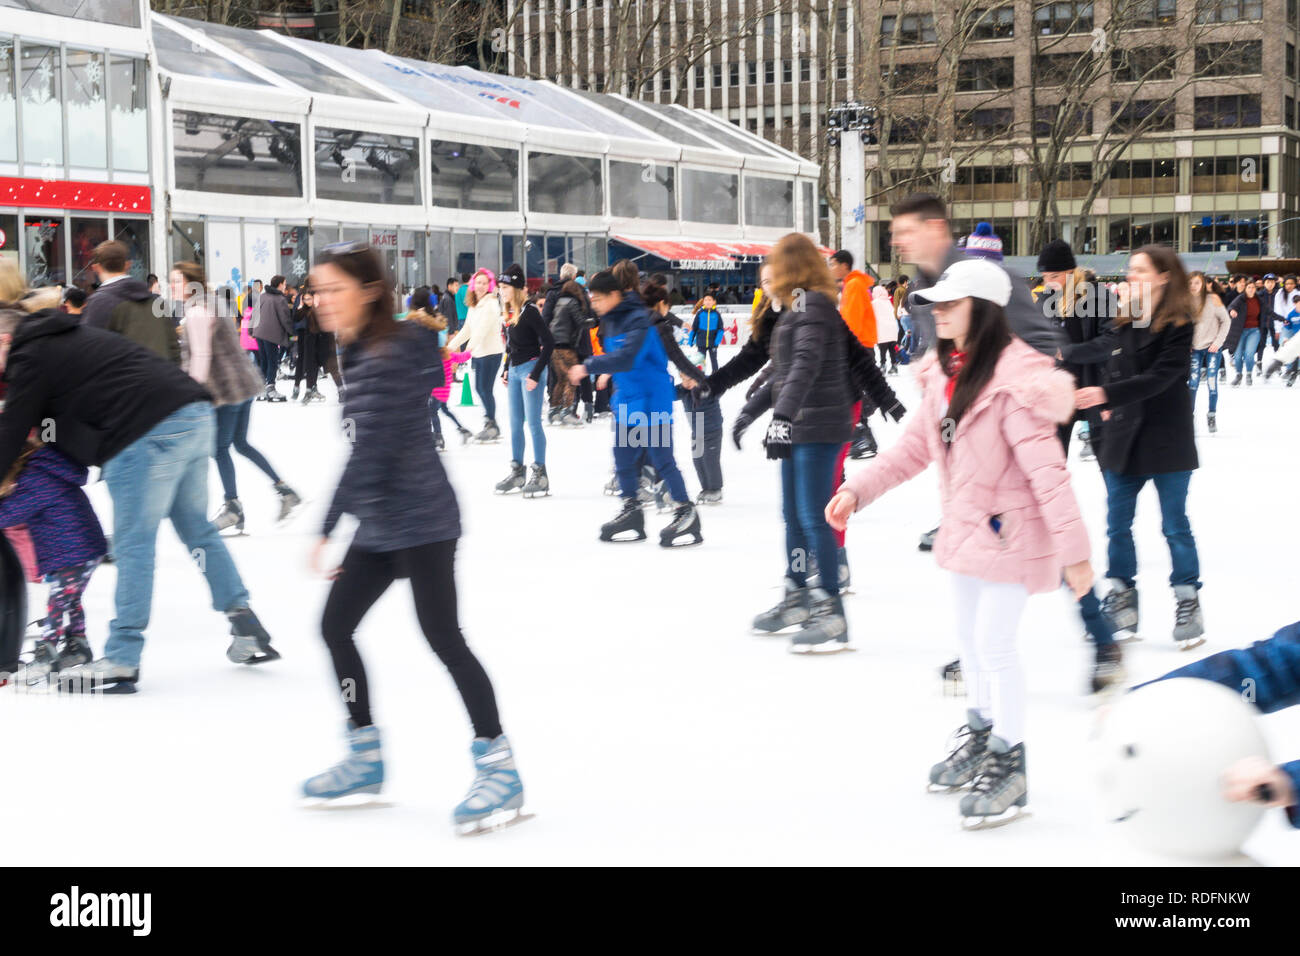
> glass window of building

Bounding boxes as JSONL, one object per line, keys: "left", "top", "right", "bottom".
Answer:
{"left": 115, "top": 218, "right": 150, "bottom": 282}
{"left": 0, "top": 212, "right": 17, "bottom": 267}
{"left": 681, "top": 168, "right": 739, "bottom": 224}
{"left": 973, "top": 5, "right": 1015, "bottom": 39}
{"left": 109, "top": 55, "right": 149, "bottom": 173}
{"left": 609, "top": 159, "right": 676, "bottom": 220}
{"left": 451, "top": 232, "right": 475, "bottom": 277}
{"left": 956, "top": 108, "right": 1014, "bottom": 139}
{"left": 1033, "top": 104, "right": 1094, "bottom": 136}
{"left": 527, "top": 151, "right": 602, "bottom": 216}
{"left": 1195, "top": 41, "right": 1262, "bottom": 77}
{"left": 1108, "top": 215, "right": 1177, "bottom": 252}
{"left": 20, "top": 44, "right": 62, "bottom": 172}
{"left": 24, "top": 214, "right": 63, "bottom": 286}
{"left": 1193, "top": 94, "right": 1262, "bottom": 129}
{"left": 880, "top": 13, "right": 936, "bottom": 45}
{"left": 66, "top": 49, "right": 107, "bottom": 174}
{"left": 152, "top": 21, "right": 267, "bottom": 86}
{"left": 959, "top": 57, "right": 1015, "bottom": 91}
{"left": 1194, "top": 0, "right": 1263, "bottom": 23}
{"left": 69, "top": 216, "right": 108, "bottom": 289}
{"left": 1121, "top": 0, "right": 1177, "bottom": 25}
{"left": 1034, "top": 1, "right": 1094, "bottom": 34}
{"left": 1105, "top": 156, "right": 1177, "bottom": 196}
{"left": 955, "top": 164, "right": 1017, "bottom": 201}
{"left": 1111, "top": 99, "right": 1176, "bottom": 132}
{"left": 315, "top": 127, "right": 420, "bottom": 205}
{"left": 1111, "top": 46, "right": 1176, "bottom": 82}
{"left": 0, "top": 37, "right": 16, "bottom": 165}
{"left": 1190, "top": 214, "right": 1262, "bottom": 254}
{"left": 428, "top": 231, "right": 451, "bottom": 286}
{"left": 279, "top": 224, "right": 308, "bottom": 284}
{"left": 801, "top": 181, "right": 815, "bottom": 233}
{"left": 172, "top": 218, "right": 204, "bottom": 268}
{"left": 173, "top": 111, "right": 303, "bottom": 197}
{"left": 1191, "top": 155, "right": 1268, "bottom": 192}
{"left": 883, "top": 62, "right": 938, "bottom": 94}
{"left": 398, "top": 229, "right": 425, "bottom": 291}
{"left": 477, "top": 231, "right": 502, "bottom": 274}
{"left": 745, "top": 176, "right": 794, "bottom": 228}
{"left": 430, "top": 139, "right": 519, "bottom": 212}
{"left": 3, "top": 0, "right": 139, "bottom": 27}
{"left": 952, "top": 219, "right": 1016, "bottom": 251}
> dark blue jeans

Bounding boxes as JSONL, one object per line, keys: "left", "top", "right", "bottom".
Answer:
{"left": 213, "top": 399, "right": 280, "bottom": 500}
{"left": 1102, "top": 470, "right": 1200, "bottom": 589}
{"left": 781, "top": 442, "right": 841, "bottom": 596}
{"left": 472, "top": 353, "right": 501, "bottom": 421}
{"left": 612, "top": 417, "right": 688, "bottom": 503}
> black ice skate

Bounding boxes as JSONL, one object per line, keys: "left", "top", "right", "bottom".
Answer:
{"left": 457, "top": 426, "right": 474, "bottom": 445}
{"left": 659, "top": 502, "right": 702, "bottom": 547}
{"left": 274, "top": 481, "right": 302, "bottom": 522}
{"left": 848, "top": 423, "right": 877, "bottom": 460}
{"left": 522, "top": 464, "right": 549, "bottom": 498}
{"left": 495, "top": 460, "right": 526, "bottom": 494}
{"left": 1172, "top": 585, "right": 1206, "bottom": 650}
{"left": 474, "top": 419, "right": 501, "bottom": 443}
{"left": 1230, "top": 372, "right": 1243, "bottom": 387}
{"left": 435, "top": 433, "right": 446, "bottom": 452}
{"left": 1263, "top": 359, "right": 1282, "bottom": 381}
{"left": 695, "top": 489, "right": 724, "bottom": 505}
{"left": 959, "top": 736, "right": 1028, "bottom": 829}
{"left": 302, "top": 387, "right": 326, "bottom": 404}
{"left": 1101, "top": 578, "right": 1140, "bottom": 641}
{"left": 600, "top": 499, "right": 646, "bottom": 542}
{"left": 929, "top": 709, "right": 992, "bottom": 792}
{"left": 225, "top": 607, "right": 281, "bottom": 665}
{"left": 212, "top": 498, "right": 245, "bottom": 535}
{"left": 753, "top": 581, "right": 810, "bottom": 633}
{"left": 1091, "top": 642, "right": 1126, "bottom": 695}
{"left": 940, "top": 657, "right": 965, "bottom": 696}
{"left": 789, "top": 588, "right": 851, "bottom": 653}
{"left": 264, "top": 384, "right": 288, "bottom": 403}
{"left": 56, "top": 657, "right": 140, "bottom": 694}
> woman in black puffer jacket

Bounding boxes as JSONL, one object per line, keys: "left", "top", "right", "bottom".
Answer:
{"left": 302, "top": 244, "right": 524, "bottom": 831}
{"left": 705, "top": 234, "right": 904, "bottom": 652}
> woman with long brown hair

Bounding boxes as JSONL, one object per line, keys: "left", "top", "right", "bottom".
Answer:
{"left": 447, "top": 267, "right": 505, "bottom": 442}
{"left": 1076, "top": 245, "right": 1205, "bottom": 650}
{"left": 1187, "top": 270, "right": 1229, "bottom": 433}
{"left": 303, "top": 243, "right": 524, "bottom": 832}
{"left": 495, "top": 264, "right": 553, "bottom": 497}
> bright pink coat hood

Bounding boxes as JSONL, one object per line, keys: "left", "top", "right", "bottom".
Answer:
{"left": 842, "top": 337, "right": 1091, "bottom": 594}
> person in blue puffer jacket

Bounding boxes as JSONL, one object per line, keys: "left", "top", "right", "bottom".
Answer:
{"left": 689, "top": 293, "right": 726, "bottom": 373}
{"left": 0, "top": 435, "right": 107, "bottom": 681}
{"left": 568, "top": 270, "right": 701, "bottom": 548}
{"left": 1142, "top": 621, "right": 1300, "bottom": 828}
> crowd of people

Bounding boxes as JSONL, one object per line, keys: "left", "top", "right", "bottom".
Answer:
{"left": 0, "top": 198, "right": 1297, "bottom": 840}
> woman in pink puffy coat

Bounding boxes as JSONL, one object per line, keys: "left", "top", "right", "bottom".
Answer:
{"left": 827, "top": 258, "right": 1095, "bottom": 831}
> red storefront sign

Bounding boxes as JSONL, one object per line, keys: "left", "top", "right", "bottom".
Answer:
{"left": 0, "top": 177, "right": 152, "bottom": 214}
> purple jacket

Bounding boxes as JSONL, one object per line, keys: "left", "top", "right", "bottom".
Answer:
{"left": 0, "top": 447, "right": 107, "bottom": 576}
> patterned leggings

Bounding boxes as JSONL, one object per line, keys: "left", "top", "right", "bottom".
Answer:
{"left": 41, "top": 559, "right": 99, "bottom": 644}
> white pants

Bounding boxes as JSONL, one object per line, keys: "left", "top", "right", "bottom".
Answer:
{"left": 951, "top": 573, "right": 1029, "bottom": 744}
{"left": 1274, "top": 329, "right": 1300, "bottom": 366}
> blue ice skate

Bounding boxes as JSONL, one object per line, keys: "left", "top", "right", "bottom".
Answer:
{"left": 454, "top": 734, "right": 526, "bottom": 833}
{"left": 302, "top": 722, "right": 384, "bottom": 801}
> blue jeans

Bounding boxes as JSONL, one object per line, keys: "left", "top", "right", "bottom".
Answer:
{"left": 612, "top": 416, "right": 688, "bottom": 503}
{"left": 1233, "top": 328, "right": 1261, "bottom": 373}
{"left": 255, "top": 339, "right": 280, "bottom": 385}
{"left": 213, "top": 399, "right": 280, "bottom": 500}
{"left": 1102, "top": 469, "right": 1200, "bottom": 590}
{"left": 472, "top": 353, "right": 502, "bottom": 421}
{"left": 781, "top": 442, "right": 841, "bottom": 596}
{"left": 507, "top": 358, "right": 547, "bottom": 465}
{"left": 101, "top": 402, "right": 251, "bottom": 668}
{"left": 1188, "top": 348, "right": 1220, "bottom": 413}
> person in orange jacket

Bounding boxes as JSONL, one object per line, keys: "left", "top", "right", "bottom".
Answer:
{"left": 830, "top": 250, "right": 880, "bottom": 462}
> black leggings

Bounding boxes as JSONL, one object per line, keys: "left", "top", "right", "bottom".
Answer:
{"left": 320, "top": 539, "right": 501, "bottom": 738}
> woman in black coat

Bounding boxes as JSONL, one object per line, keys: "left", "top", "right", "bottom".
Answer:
{"left": 302, "top": 243, "right": 524, "bottom": 832}
{"left": 1075, "top": 245, "right": 1204, "bottom": 651}
{"left": 705, "top": 235, "right": 904, "bottom": 652}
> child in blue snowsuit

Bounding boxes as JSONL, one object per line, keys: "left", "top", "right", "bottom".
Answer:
{"left": 1144, "top": 621, "right": 1300, "bottom": 827}
{"left": 0, "top": 437, "right": 107, "bottom": 679}
{"left": 689, "top": 295, "right": 726, "bottom": 374}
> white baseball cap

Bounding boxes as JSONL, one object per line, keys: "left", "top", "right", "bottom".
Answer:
{"left": 908, "top": 258, "right": 1013, "bottom": 308}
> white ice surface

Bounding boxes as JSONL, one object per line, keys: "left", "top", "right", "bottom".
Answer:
{"left": 4, "top": 349, "right": 1299, "bottom": 866}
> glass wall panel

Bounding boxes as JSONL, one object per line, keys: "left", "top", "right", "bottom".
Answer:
{"left": 109, "top": 54, "right": 148, "bottom": 172}
{"left": 341, "top": 225, "right": 367, "bottom": 245}
{"left": 801, "top": 181, "right": 815, "bottom": 233}
{"left": 475, "top": 231, "right": 500, "bottom": 274}
{"left": 527, "top": 152, "right": 602, "bottom": 216}
{"left": 206, "top": 220, "right": 242, "bottom": 290}
{"left": 451, "top": 232, "right": 476, "bottom": 276}
{"left": 24, "top": 214, "right": 63, "bottom": 286}
{"left": 398, "top": 229, "right": 425, "bottom": 293}
{"left": 369, "top": 225, "right": 399, "bottom": 286}
{"left": 0, "top": 212, "right": 18, "bottom": 264}
{"left": 544, "top": 234, "right": 566, "bottom": 278}
{"left": 0, "top": 1, "right": 140, "bottom": 27}
{"left": 21, "top": 44, "right": 62, "bottom": 172}
{"left": 430, "top": 139, "right": 519, "bottom": 211}
{"left": 70, "top": 216, "right": 109, "bottom": 289}
{"left": 501, "top": 234, "right": 525, "bottom": 274}
{"left": 152, "top": 22, "right": 267, "bottom": 86}
{"left": 279, "top": 224, "right": 308, "bottom": 285}
{"left": 681, "top": 168, "right": 739, "bottom": 224}
{"left": 315, "top": 127, "right": 420, "bottom": 205}
{"left": 173, "top": 111, "right": 302, "bottom": 197}
{"left": 745, "top": 176, "right": 794, "bottom": 228}
{"left": 242, "top": 221, "right": 276, "bottom": 286}
{"left": 172, "top": 218, "right": 204, "bottom": 269}
{"left": 114, "top": 218, "right": 149, "bottom": 282}
{"left": 0, "top": 37, "right": 18, "bottom": 164}
{"left": 66, "top": 49, "right": 107, "bottom": 172}
{"left": 609, "top": 160, "right": 676, "bottom": 220}
{"left": 524, "top": 234, "right": 545, "bottom": 277}
{"left": 429, "top": 230, "right": 451, "bottom": 287}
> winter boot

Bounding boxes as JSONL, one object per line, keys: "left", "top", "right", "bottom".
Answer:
{"left": 1172, "top": 584, "right": 1206, "bottom": 650}
{"left": 848, "top": 422, "right": 878, "bottom": 460}
{"left": 522, "top": 463, "right": 550, "bottom": 498}
{"left": 1207, "top": 412, "right": 1217, "bottom": 434}
{"left": 453, "top": 734, "right": 525, "bottom": 833}
{"left": 1231, "top": 371, "right": 1243, "bottom": 387}
{"left": 225, "top": 607, "right": 281, "bottom": 665}
{"left": 753, "top": 580, "right": 811, "bottom": 633}
{"left": 302, "top": 722, "right": 384, "bottom": 801}
{"left": 1101, "top": 578, "right": 1139, "bottom": 640}
{"left": 659, "top": 502, "right": 703, "bottom": 547}
{"left": 940, "top": 657, "right": 965, "bottom": 696}
{"left": 495, "top": 460, "right": 526, "bottom": 494}
{"left": 474, "top": 419, "right": 501, "bottom": 443}
{"left": 789, "top": 588, "right": 849, "bottom": 652}
{"left": 274, "top": 481, "right": 301, "bottom": 522}
{"left": 929, "top": 709, "right": 992, "bottom": 792}
{"left": 1091, "top": 642, "right": 1127, "bottom": 695}
{"left": 212, "top": 498, "right": 245, "bottom": 534}
{"left": 960, "top": 736, "right": 1028, "bottom": 829}
{"left": 600, "top": 499, "right": 646, "bottom": 542}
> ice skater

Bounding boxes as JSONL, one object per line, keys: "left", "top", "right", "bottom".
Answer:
{"left": 304, "top": 243, "right": 524, "bottom": 832}
{"left": 827, "top": 258, "right": 1095, "bottom": 828}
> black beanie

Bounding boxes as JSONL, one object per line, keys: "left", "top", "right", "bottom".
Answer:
{"left": 1036, "top": 239, "right": 1076, "bottom": 273}
{"left": 587, "top": 270, "right": 620, "bottom": 294}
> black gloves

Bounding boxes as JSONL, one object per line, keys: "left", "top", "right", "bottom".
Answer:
{"left": 732, "top": 411, "right": 754, "bottom": 450}
{"left": 762, "top": 414, "right": 793, "bottom": 460}
{"left": 884, "top": 400, "right": 906, "bottom": 423}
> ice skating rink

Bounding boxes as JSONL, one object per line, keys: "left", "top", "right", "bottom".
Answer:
{"left": 5, "top": 350, "right": 1299, "bottom": 866}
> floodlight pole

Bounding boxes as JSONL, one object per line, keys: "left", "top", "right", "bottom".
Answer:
{"left": 829, "top": 102, "right": 875, "bottom": 270}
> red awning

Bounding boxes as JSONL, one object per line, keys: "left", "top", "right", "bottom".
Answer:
{"left": 0, "top": 177, "right": 152, "bottom": 214}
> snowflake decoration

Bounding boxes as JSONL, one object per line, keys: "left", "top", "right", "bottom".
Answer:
{"left": 852, "top": 202, "right": 866, "bottom": 225}
{"left": 251, "top": 237, "right": 270, "bottom": 266}
{"left": 85, "top": 57, "right": 101, "bottom": 87}
{"left": 0, "top": 44, "right": 10, "bottom": 67}
{"left": 291, "top": 255, "right": 306, "bottom": 278}
{"left": 34, "top": 60, "right": 53, "bottom": 103}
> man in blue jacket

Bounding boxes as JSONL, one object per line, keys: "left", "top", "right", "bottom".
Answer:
{"left": 568, "top": 271, "right": 700, "bottom": 547}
